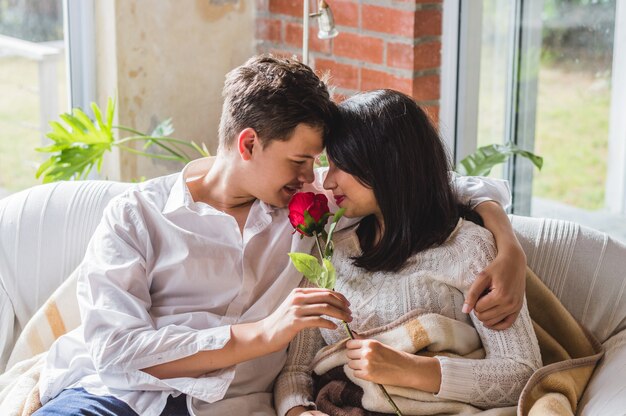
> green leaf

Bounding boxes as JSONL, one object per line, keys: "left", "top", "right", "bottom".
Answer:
{"left": 106, "top": 96, "right": 115, "bottom": 129}
{"left": 288, "top": 252, "right": 323, "bottom": 285}
{"left": 150, "top": 118, "right": 174, "bottom": 137}
{"left": 321, "top": 259, "right": 336, "bottom": 290}
{"left": 325, "top": 208, "right": 346, "bottom": 256}
{"left": 455, "top": 142, "right": 543, "bottom": 177}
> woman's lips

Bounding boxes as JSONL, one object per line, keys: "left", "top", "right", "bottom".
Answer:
{"left": 334, "top": 195, "right": 345, "bottom": 205}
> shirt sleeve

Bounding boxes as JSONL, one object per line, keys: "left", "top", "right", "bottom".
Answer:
{"left": 77, "top": 195, "right": 234, "bottom": 400}
{"left": 434, "top": 223, "right": 542, "bottom": 407}
{"left": 449, "top": 172, "right": 511, "bottom": 210}
{"left": 450, "top": 172, "right": 511, "bottom": 210}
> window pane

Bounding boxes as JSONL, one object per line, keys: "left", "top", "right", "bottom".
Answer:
{"left": 0, "top": 0, "right": 67, "bottom": 198}
{"left": 477, "top": 0, "right": 624, "bottom": 243}
{"left": 476, "top": 0, "right": 516, "bottom": 180}
{"left": 531, "top": 0, "right": 615, "bottom": 220}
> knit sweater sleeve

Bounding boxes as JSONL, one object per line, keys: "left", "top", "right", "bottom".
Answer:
{"left": 274, "top": 279, "right": 327, "bottom": 416}
{"left": 434, "top": 223, "right": 543, "bottom": 408}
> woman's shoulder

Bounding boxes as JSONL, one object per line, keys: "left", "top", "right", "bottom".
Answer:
{"left": 445, "top": 218, "right": 495, "bottom": 250}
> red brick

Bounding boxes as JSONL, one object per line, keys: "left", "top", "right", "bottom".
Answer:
{"left": 255, "top": 18, "right": 282, "bottom": 43}
{"left": 362, "top": 5, "right": 415, "bottom": 37}
{"left": 269, "top": 0, "right": 302, "bottom": 17}
{"left": 333, "top": 32, "right": 384, "bottom": 64}
{"left": 284, "top": 22, "right": 303, "bottom": 47}
{"left": 412, "top": 75, "right": 440, "bottom": 101}
{"left": 315, "top": 58, "right": 359, "bottom": 90}
{"left": 414, "top": 9, "right": 442, "bottom": 36}
{"left": 329, "top": 0, "right": 359, "bottom": 28}
{"left": 256, "top": 0, "right": 269, "bottom": 12}
{"left": 361, "top": 68, "right": 413, "bottom": 96}
{"left": 387, "top": 41, "right": 441, "bottom": 70}
{"left": 285, "top": 23, "right": 333, "bottom": 54}
{"left": 422, "top": 105, "right": 440, "bottom": 125}
{"left": 332, "top": 92, "right": 348, "bottom": 103}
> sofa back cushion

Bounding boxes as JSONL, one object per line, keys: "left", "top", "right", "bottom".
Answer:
{"left": 0, "top": 181, "right": 132, "bottom": 372}
{"left": 511, "top": 215, "right": 626, "bottom": 343}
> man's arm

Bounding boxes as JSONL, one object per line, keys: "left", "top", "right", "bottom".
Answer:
{"left": 463, "top": 201, "right": 527, "bottom": 330}
{"left": 141, "top": 288, "right": 352, "bottom": 379}
{"left": 82, "top": 198, "right": 351, "bottom": 385}
{"left": 451, "top": 174, "right": 526, "bottom": 330}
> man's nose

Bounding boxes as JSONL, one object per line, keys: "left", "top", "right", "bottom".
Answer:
{"left": 299, "top": 165, "right": 315, "bottom": 184}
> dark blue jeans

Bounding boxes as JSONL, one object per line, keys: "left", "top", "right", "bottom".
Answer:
{"left": 33, "top": 387, "right": 189, "bottom": 416}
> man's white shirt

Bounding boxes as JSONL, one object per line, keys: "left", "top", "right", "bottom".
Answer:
{"left": 39, "top": 158, "right": 510, "bottom": 416}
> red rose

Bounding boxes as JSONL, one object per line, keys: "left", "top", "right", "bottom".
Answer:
{"left": 288, "top": 192, "right": 330, "bottom": 236}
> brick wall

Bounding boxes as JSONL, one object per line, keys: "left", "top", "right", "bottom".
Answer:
{"left": 256, "top": 0, "right": 443, "bottom": 124}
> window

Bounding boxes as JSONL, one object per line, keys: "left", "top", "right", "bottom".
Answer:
{"left": 0, "top": 0, "right": 95, "bottom": 197}
{"left": 0, "top": 0, "right": 67, "bottom": 196}
{"left": 447, "top": 0, "right": 624, "bottom": 243}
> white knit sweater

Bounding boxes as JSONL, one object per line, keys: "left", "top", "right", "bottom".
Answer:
{"left": 274, "top": 219, "right": 542, "bottom": 416}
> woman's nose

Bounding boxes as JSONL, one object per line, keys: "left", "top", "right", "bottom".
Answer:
{"left": 323, "top": 170, "right": 336, "bottom": 190}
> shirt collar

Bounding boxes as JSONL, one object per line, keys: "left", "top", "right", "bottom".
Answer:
{"left": 162, "top": 157, "right": 282, "bottom": 217}
{"left": 162, "top": 158, "right": 211, "bottom": 216}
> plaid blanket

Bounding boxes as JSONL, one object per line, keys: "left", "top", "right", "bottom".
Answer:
{"left": 311, "top": 268, "right": 603, "bottom": 416}
{"left": 0, "top": 268, "right": 602, "bottom": 416}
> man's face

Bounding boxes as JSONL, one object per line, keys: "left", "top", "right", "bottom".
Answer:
{"left": 249, "top": 124, "right": 324, "bottom": 208}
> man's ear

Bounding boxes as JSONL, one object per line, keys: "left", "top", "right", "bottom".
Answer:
{"left": 237, "top": 128, "right": 258, "bottom": 161}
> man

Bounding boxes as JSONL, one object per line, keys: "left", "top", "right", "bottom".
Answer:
{"left": 35, "top": 55, "right": 526, "bottom": 416}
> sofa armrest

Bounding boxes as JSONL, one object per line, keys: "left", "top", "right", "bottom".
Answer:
{"left": 577, "top": 330, "right": 626, "bottom": 415}
{"left": 0, "top": 281, "right": 15, "bottom": 373}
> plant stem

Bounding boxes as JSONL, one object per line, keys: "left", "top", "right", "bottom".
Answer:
{"left": 115, "top": 134, "right": 201, "bottom": 149}
{"left": 378, "top": 384, "right": 403, "bottom": 416}
{"left": 313, "top": 232, "right": 325, "bottom": 261}
{"left": 116, "top": 145, "right": 186, "bottom": 162}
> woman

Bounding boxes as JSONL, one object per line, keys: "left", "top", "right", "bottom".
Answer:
{"left": 274, "top": 90, "right": 542, "bottom": 416}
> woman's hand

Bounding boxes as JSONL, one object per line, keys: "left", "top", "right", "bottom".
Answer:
{"left": 345, "top": 339, "right": 441, "bottom": 393}
{"left": 286, "top": 406, "right": 328, "bottom": 416}
{"left": 464, "top": 244, "right": 526, "bottom": 330}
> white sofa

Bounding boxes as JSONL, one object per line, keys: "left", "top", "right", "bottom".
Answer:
{"left": 1, "top": 180, "right": 625, "bottom": 415}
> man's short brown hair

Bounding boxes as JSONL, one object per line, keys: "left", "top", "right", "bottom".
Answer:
{"left": 218, "top": 55, "right": 336, "bottom": 149}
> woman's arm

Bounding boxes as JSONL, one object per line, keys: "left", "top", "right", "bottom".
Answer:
{"left": 436, "top": 224, "right": 541, "bottom": 407}
{"left": 464, "top": 201, "right": 527, "bottom": 330}
{"left": 274, "top": 278, "right": 330, "bottom": 416}
{"left": 345, "top": 339, "right": 442, "bottom": 393}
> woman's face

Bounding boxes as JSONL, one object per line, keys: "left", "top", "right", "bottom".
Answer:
{"left": 323, "top": 159, "right": 381, "bottom": 219}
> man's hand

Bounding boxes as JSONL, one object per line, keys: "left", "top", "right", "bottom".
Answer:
{"left": 467, "top": 201, "right": 527, "bottom": 330}
{"left": 464, "top": 244, "right": 526, "bottom": 330}
{"left": 260, "top": 288, "right": 352, "bottom": 352}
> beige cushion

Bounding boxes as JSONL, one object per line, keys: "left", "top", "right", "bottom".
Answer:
{"left": 510, "top": 215, "right": 626, "bottom": 343}
{"left": 5, "top": 267, "right": 80, "bottom": 371}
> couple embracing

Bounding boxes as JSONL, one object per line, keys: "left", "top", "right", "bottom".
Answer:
{"left": 34, "top": 55, "right": 538, "bottom": 416}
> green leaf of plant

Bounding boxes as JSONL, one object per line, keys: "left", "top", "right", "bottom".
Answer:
{"left": 333, "top": 207, "right": 346, "bottom": 223}
{"left": 455, "top": 142, "right": 543, "bottom": 176}
{"left": 150, "top": 118, "right": 174, "bottom": 137}
{"left": 322, "top": 258, "right": 336, "bottom": 290}
{"left": 288, "top": 252, "right": 323, "bottom": 285}
{"left": 106, "top": 96, "right": 115, "bottom": 129}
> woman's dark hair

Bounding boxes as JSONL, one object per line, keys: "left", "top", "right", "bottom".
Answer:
{"left": 326, "top": 89, "right": 481, "bottom": 273}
